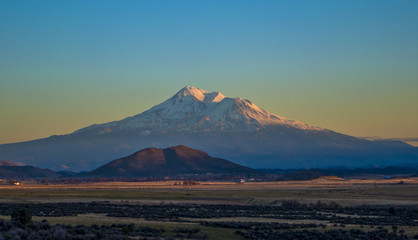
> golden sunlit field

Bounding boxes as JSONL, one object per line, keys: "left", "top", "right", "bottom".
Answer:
{"left": 2, "top": 178, "right": 418, "bottom": 205}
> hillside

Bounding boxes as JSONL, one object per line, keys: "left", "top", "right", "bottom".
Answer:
{"left": 81, "top": 145, "right": 258, "bottom": 178}
{"left": 0, "top": 165, "right": 61, "bottom": 179}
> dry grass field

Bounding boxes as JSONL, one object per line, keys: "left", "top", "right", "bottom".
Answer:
{"left": 1, "top": 177, "right": 417, "bottom": 206}
{"left": 1, "top": 178, "right": 417, "bottom": 239}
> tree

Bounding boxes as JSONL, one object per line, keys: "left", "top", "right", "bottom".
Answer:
{"left": 11, "top": 207, "right": 32, "bottom": 225}
{"left": 389, "top": 207, "right": 396, "bottom": 215}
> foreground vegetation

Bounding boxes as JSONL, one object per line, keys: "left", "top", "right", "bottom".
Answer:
{"left": 0, "top": 218, "right": 210, "bottom": 240}
{"left": 1, "top": 201, "right": 417, "bottom": 226}
{"left": 0, "top": 217, "right": 413, "bottom": 240}
{"left": 0, "top": 179, "right": 417, "bottom": 239}
{"left": 0, "top": 201, "right": 417, "bottom": 239}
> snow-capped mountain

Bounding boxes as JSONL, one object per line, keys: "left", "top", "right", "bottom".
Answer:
{"left": 0, "top": 86, "right": 417, "bottom": 171}
{"left": 75, "top": 86, "right": 322, "bottom": 135}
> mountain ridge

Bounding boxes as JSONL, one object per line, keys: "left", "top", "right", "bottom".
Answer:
{"left": 73, "top": 86, "right": 323, "bottom": 136}
{"left": 0, "top": 165, "right": 61, "bottom": 179}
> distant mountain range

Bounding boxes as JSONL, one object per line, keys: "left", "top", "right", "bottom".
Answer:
{"left": 261, "top": 166, "right": 418, "bottom": 180}
{"left": 0, "top": 86, "right": 417, "bottom": 171}
{"left": 0, "top": 161, "right": 60, "bottom": 179}
{"left": 0, "top": 146, "right": 257, "bottom": 179}
{"left": 0, "top": 148, "right": 417, "bottom": 180}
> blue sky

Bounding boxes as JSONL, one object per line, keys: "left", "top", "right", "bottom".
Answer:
{"left": 1, "top": 0, "right": 417, "bottom": 144}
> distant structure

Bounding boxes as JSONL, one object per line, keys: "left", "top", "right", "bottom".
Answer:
{"left": 173, "top": 180, "right": 200, "bottom": 186}
{"left": 182, "top": 180, "right": 200, "bottom": 186}
{"left": 236, "top": 179, "right": 245, "bottom": 184}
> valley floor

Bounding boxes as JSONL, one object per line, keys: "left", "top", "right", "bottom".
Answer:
{"left": 1, "top": 177, "right": 418, "bottom": 206}
{"left": 0, "top": 178, "right": 417, "bottom": 239}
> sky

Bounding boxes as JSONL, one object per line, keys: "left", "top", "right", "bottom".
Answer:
{"left": 1, "top": 0, "right": 417, "bottom": 146}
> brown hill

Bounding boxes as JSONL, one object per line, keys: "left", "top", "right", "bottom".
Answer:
{"left": 82, "top": 145, "right": 257, "bottom": 178}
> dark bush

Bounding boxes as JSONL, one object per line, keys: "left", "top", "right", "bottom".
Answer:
{"left": 11, "top": 207, "right": 32, "bottom": 225}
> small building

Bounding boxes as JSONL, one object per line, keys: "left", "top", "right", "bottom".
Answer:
{"left": 236, "top": 179, "right": 245, "bottom": 184}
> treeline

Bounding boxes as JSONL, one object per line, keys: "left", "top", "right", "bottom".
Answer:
{"left": 1, "top": 202, "right": 418, "bottom": 239}
{"left": 0, "top": 218, "right": 207, "bottom": 240}
{"left": 0, "top": 201, "right": 416, "bottom": 226}
{"left": 237, "top": 228, "right": 409, "bottom": 240}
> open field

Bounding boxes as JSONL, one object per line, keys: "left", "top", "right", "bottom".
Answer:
{"left": 1, "top": 178, "right": 418, "bottom": 206}
{"left": 0, "top": 178, "right": 417, "bottom": 239}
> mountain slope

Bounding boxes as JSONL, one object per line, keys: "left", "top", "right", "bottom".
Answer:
{"left": 81, "top": 145, "right": 257, "bottom": 178}
{"left": 0, "top": 165, "right": 61, "bottom": 179}
{"left": 74, "top": 86, "right": 321, "bottom": 135}
{"left": 0, "top": 86, "right": 417, "bottom": 171}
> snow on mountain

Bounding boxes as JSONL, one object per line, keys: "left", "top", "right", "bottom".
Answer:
{"left": 1, "top": 86, "right": 416, "bottom": 171}
{"left": 74, "top": 86, "right": 322, "bottom": 135}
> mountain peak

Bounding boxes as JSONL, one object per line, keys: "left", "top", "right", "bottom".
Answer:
{"left": 174, "top": 86, "right": 225, "bottom": 103}
{"left": 167, "top": 145, "right": 192, "bottom": 150}
{"left": 2, "top": 86, "right": 417, "bottom": 172}
{"left": 176, "top": 86, "right": 207, "bottom": 101}
{"left": 73, "top": 86, "right": 322, "bottom": 136}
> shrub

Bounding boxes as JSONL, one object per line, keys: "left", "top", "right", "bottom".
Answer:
{"left": 11, "top": 208, "right": 32, "bottom": 225}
